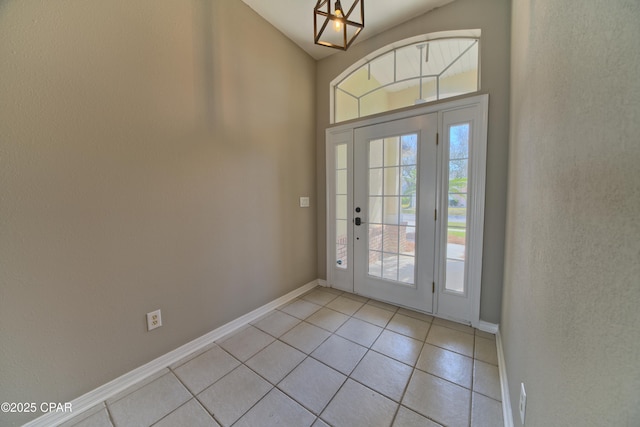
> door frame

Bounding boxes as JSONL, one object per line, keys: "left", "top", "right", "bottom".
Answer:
{"left": 352, "top": 114, "right": 438, "bottom": 313}
{"left": 326, "top": 94, "right": 488, "bottom": 327}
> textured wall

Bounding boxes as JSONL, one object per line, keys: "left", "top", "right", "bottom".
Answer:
{"left": 502, "top": 0, "right": 640, "bottom": 425}
{"left": 316, "top": 0, "right": 511, "bottom": 323}
{"left": 0, "top": 1, "right": 316, "bottom": 425}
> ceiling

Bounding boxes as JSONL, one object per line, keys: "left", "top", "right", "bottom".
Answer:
{"left": 241, "top": 0, "right": 457, "bottom": 60}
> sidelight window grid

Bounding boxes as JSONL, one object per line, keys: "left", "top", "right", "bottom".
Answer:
{"left": 444, "top": 123, "right": 470, "bottom": 293}
{"left": 335, "top": 144, "right": 349, "bottom": 269}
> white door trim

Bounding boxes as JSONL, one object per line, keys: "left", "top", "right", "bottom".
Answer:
{"left": 326, "top": 94, "right": 488, "bottom": 327}
{"left": 352, "top": 114, "right": 438, "bottom": 312}
{"left": 435, "top": 99, "right": 488, "bottom": 325}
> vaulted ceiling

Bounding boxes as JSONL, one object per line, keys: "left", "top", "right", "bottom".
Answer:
{"left": 241, "top": 0, "right": 456, "bottom": 60}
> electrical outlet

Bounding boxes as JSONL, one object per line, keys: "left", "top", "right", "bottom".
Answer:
{"left": 519, "top": 382, "right": 527, "bottom": 425}
{"left": 146, "top": 309, "right": 162, "bottom": 331}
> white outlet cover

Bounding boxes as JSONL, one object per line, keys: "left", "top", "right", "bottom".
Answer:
{"left": 299, "top": 196, "right": 310, "bottom": 208}
{"left": 147, "top": 309, "right": 162, "bottom": 331}
{"left": 519, "top": 382, "right": 527, "bottom": 424}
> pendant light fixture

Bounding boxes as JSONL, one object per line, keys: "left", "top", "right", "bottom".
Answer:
{"left": 314, "top": 0, "right": 364, "bottom": 51}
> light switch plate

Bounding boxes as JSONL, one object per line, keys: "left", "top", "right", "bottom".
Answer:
{"left": 299, "top": 197, "right": 310, "bottom": 208}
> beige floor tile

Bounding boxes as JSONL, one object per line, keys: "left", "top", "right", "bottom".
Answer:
{"left": 169, "top": 341, "right": 219, "bottom": 370}
{"left": 312, "top": 418, "right": 330, "bottom": 427}
{"left": 392, "top": 406, "right": 442, "bottom": 427}
{"left": 251, "top": 310, "right": 301, "bottom": 338}
{"left": 301, "top": 289, "right": 339, "bottom": 306}
{"left": 471, "top": 392, "right": 503, "bottom": 427}
{"left": 335, "top": 317, "right": 383, "bottom": 347}
{"left": 278, "top": 357, "right": 346, "bottom": 415}
{"left": 108, "top": 372, "right": 191, "bottom": 427}
{"left": 397, "top": 307, "right": 434, "bottom": 323}
{"left": 403, "top": 370, "right": 471, "bottom": 427}
{"left": 474, "top": 336, "right": 499, "bottom": 366}
{"left": 217, "top": 325, "right": 275, "bottom": 362}
{"left": 321, "top": 379, "right": 398, "bottom": 427}
{"left": 233, "top": 388, "right": 315, "bottom": 427}
{"left": 280, "top": 322, "right": 332, "bottom": 354}
{"left": 351, "top": 350, "right": 413, "bottom": 402}
{"left": 473, "top": 360, "right": 501, "bottom": 401}
{"left": 305, "top": 307, "right": 350, "bottom": 332}
{"left": 432, "top": 317, "right": 475, "bottom": 335}
{"left": 372, "top": 330, "right": 423, "bottom": 366}
{"left": 246, "top": 340, "right": 306, "bottom": 384}
{"left": 89, "top": 291, "right": 508, "bottom": 427}
{"left": 153, "top": 399, "right": 219, "bottom": 427}
{"left": 426, "top": 325, "right": 474, "bottom": 357}
{"left": 279, "top": 299, "right": 323, "bottom": 320}
{"left": 173, "top": 345, "right": 240, "bottom": 394}
{"left": 197, "top": 365, "right": 272, "bottom": 427}
{"left": 311, "top": 335, "right": 367, "bottom": 375}
{"left": 319, "top": 287, "right": 343, "bottom": 295}
{"left": 60, "top": 405, "right": 112, "bottom": 427}
{"left": 416, "top": 343, "right": 473, "bottom": 389}
{"left": 106, "top": 369, "right": 170, "bottom": 405}
{"left": 353, "top": 304, "right": 395, "bottom": 327}
{"left": 340, "top": 292, "right": 369, "bottom": 303}
{"left": 475, "top": 329, "right": 496, "bottom": 341}
{"left": 366, "top": 299, "right": 400, "bottom": 313}
{"left": 386, "top": 313, "right": 431, "bottom": 341}
{"left": 326, "top": 296, "right": 365, "bottom": 316}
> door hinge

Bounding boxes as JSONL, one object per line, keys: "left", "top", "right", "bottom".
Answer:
{"left": 432, "top": 282, "right": 435, "bottom": 293}
{"left": 434, "top": 209, "right": 437, "bottom": 220}
{"left": 436, "top": 132, "right": 439, "bottom": 145}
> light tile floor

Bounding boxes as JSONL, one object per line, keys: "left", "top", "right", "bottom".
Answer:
{"left": 61, "top": 287, "right": 503, "bottom": 427}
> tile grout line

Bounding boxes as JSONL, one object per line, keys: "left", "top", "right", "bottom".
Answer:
{"left": 215, "top": 296, "right": 497, "bottom": 425}
{"left": 272, "top": 354, "right": 349, "bottom": 419}
{"left": 166, "top": 366, "right": 224, "bottom": 427}
{"left": 103, "top": 288, "right": 499, "bottom": 427}
{"left": 468, "top": 332, "right": 476, "bottom": 427}
{"left": 271, "top": 293, "right": 494, "bottom": 425}
{"left": 181, "top": 346, "right": 246, "bottom": 427}
{"left": 391, "top": 321, "right": 444, "bottom": 427}
{"left": 104, "top": 402, "right": 117, "bottom": 427}
{"left": 271, "top": 295, "right": 395, "bottom": 424}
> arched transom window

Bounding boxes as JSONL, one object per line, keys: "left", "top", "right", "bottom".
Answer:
{"left": 332, "top": 31, "right": 481, "bottom": 123}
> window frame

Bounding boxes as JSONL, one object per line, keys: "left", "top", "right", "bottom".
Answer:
{"left": 330, "top": 30, "right": 482, "bottom": 124}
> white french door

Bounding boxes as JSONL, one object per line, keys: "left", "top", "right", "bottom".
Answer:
{"left": 352, "top": 115, "right": 437, "bottom": 312}
{"left": 326, "top": 95, "right": 488, "bottom": 325}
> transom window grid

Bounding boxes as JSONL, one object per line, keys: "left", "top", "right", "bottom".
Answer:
{"left": 334, "top": 38, "right": 479, "bottom": 123}
{"left": 367, "top": 134, "right": 419, "bottom": 285}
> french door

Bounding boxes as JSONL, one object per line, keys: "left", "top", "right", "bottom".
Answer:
{"left": 326, "top": 95, "right": 488, "bottom": 324}
{"left": 352, "top": 115, "right": 437, "bottom": 312}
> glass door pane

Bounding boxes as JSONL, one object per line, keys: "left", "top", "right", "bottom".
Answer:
{"left": 367, "top": 134, "right": 418, "bottom": 285}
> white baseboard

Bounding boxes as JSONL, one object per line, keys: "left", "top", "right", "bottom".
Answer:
{"left": 477, "top": 320, "right": 499, "bottom": 334}
{"left": 496, "top": 328, "right": 514, "bottom": 427}
{"left": 24, "top": 280, "right": 320, "bottom": 427}
{"left": 317, "top": 279, "right": 328, "bottom": 287}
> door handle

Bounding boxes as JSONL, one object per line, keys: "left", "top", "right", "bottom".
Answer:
{"left": 355, "top": 217, "right": 365, "bottom": 226}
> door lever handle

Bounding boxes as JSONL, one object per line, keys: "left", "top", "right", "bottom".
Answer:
{"left": 354, "top": 217, "right": 365, "bottom": 226}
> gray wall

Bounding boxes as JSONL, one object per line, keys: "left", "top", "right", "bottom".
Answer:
{"left": 502, "top": 0, "right": 640, "bottom": 425}
{"left": 0, "top": 1, "right": 316, "bottom": 425}
{"left": 316, "top": 0, "right": 511, "bottom": 323}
